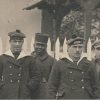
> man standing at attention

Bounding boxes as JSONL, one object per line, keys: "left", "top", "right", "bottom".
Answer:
{"left": 31, "top": 33, "right": 56, "bottom": 99}
{"left": 48, "top": 34, "right": 97, "bottom": 99}
{"left": 0, "top": 30, "right": 41, "bottom": 99}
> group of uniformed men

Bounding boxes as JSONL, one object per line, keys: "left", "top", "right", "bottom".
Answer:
{"left": 0, "top": 29, "right": 100, "bottom": 99}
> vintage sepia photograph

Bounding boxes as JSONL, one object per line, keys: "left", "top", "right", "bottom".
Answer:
{"left": 0, "top": 0, "right": 100, "bottom": 99}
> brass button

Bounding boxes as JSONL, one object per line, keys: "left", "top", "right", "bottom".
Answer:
{"left": 70, "top": 79, "right": 74, "bottom": 82}
{"left": 1, "top": 76, "right": 3, "bottom": 81}
{"left": 18, "top": 80, "right": 20, "bottom": 83}
{"left": 10, "top": 74, "right": 13, "bottom": 76}
{"left": 19, "top": 67, "right": 22, "bottom": 70}
{"left": 82, "top": 86, "right": 84, "bottom": 89}
{"left": 81, "top": 72, "right": 84, "bottom": 74}
{"left": 18, "top": 74, "right": 21, "bottom": 77}
{"left": 81, "top": 79, "right": 84, "bottom": 82}
{"left": 10, "top": 79, "right": 13, "bottom": 83}
{"left": 69, "top": 71, "right": 73, "bottom": 74}
{"left": 9, "top": 66, "right": 12, "bottom": 68}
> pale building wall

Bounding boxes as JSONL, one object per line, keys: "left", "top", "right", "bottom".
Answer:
{"left": 0, "top": 0, "right": 41, "bottom": 52}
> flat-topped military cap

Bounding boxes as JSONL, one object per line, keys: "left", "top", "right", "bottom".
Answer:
{"left": 35, "top": 33, "right": 49, "bottom": 44}
{"left": 8, "top": 29, "right": 26, "bottom": 39}
{"left": 67, "top": 34, "right": 84, "bottom": 46}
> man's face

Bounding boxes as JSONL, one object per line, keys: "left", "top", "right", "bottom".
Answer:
{"left": 34, "top": 42, "right": 47, "bottom": 56}
{"left": 10, "top": 39, "right": 24, "bottom": 54}
{"left": 68, "top": 43, "right": 83, "bottom": 61}
{"left": 94, "top": 46, "right": 100, "bottom": 59}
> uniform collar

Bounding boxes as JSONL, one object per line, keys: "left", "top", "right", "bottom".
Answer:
{"left": 38, "top": 52, "right": 48, "bottom": 61}
{"left": 64, "top": 52, "right": 87, "bottom": 65}
{"left": 4, "top": 49, "right": 30, "bottom": 59}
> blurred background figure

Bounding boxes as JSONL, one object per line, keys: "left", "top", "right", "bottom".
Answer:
{"left": 92, "top": 39, "right": 100, "bottom": 80}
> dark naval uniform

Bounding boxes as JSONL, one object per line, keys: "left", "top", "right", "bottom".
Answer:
{"left": 0, "top": 50, "right": 41, "bottom": 99}
{"left": 48, "top": 57, "right": 97, "bottom": 99}
{"left": 32, "top": 52, "right": 56, "bottom": 99}
{"left": 31, "top": 33, "right": 57, "bottom": 99}
{"left": 0, "top": 30, "right": 41, "bottom": 99}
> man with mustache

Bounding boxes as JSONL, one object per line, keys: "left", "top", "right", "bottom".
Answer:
{"left": 48, "top": 34, "right": 97, "bottom": 99}
{"left": 0, "top": 30, "right": 41, "bottom": 99}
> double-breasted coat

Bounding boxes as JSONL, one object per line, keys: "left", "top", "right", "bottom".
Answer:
{"left": 91, "top": 58, "right": 100, "bottom": 98}
{"left": 0, "top": 50, "right": 41, "bottom": 99}
{"left": 48, "top": 57, "right": 97, "bottom": 99}
{"left": 31, "top": 52, "right": 56, "bottom": 99}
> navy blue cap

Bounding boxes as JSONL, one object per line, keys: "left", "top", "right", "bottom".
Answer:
{"left": 67, "top": 34, "right": 84, "bottom": 45}
{"left": 8, "top": 29, "right": 26, "bottom": 39}
{"left": 35, "top": 33, "right": 48, "bottom": 44}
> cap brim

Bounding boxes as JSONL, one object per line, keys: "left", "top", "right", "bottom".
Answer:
{"left": 35, "top": 42, "right": 47, "bottom": 45}
{"left": 67, "top": 37, "right": 84, "bottom": 45}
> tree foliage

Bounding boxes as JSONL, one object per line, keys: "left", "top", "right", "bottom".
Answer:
{"left": 60, "top": 9, "right": 100, "bottom": 41}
